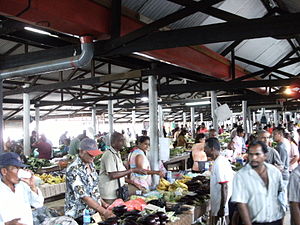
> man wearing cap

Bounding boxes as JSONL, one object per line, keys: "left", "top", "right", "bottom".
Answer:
{"left": 65, "top": 138, "right": 113, "bottom": 223}
{"left": 0, "top": 152, "right": 44, "bottom": 225}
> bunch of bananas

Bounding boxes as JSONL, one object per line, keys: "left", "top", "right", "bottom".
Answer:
{"left": 168, "top": 180, "right": 188, "bottom": 191}
{"left": 156, "top": 178, "right": 171, "bottom": 191}
{"left": 35, "top": 173, "right": 66, "bottom": 184}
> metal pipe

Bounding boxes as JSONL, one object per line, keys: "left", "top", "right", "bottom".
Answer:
{"left": 0, "top": 36, "right": 93, "bottom": 79}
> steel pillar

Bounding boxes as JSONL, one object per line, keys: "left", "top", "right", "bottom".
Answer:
{"left": 0, "top": 80, "right": 3, "bottom": 153}
{"left": 158, "top": 105, "right": 164, "bottom": 137}
{"left": 132, "top": 107, "right": 136, "bottom": 137}
{"left": 242, "top": 101, "right": 247, "bottom": 133}
{"left": 210, "top": 91, "right": 218, "bottom": 130}
{"left": 149, "top": 75, "right": 159, "bottom": 186}
{"left": 108, "top": 99, "right": 114, "bottom": 143}
{"left": 253, "top": 111, "right": 256, "bottom": 124}
{"left": 191, "top": 107, "right": 195, "bottom": 138}
{"left": 35, "top": 106, "right": 40, "bottom": 138}
{"left": 200, "top": 113, "right": 203, "bottom": 122}
{"left": 92, "top": 105, "right": 97, "bottom": 137}
{"left": 183, "top": 112, "right": 187, "bottom": 127}
{"left": 273, "top": 110, "right": 278, "bottom": 127}
{"left": 23, "top": 84, "right": 30, "bottom": 156}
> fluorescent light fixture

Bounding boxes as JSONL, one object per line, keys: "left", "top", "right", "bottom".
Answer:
{"left": 25, "top": 27, "right": 59, "bottom": 38}
{"left": 141, "top": 97, "right": 149, "bottom": 102}
{"left": 185, "top": 101, "right": 211, "bottom": 106}
{"left": 162, "top": 108, "right": 171, "bottom": 112}
{"left": 284, "top": 87, "right": 292, "bottom": 95}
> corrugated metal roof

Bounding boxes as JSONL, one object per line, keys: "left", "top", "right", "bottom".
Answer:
{"left": 121, "top": 0, "right": 300, "bottom": 76}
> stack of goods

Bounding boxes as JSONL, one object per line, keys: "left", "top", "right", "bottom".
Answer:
{"left": 27, "top": 158, "right": 53, "bottom": 172}
{"left": 35, "top": 173, "right": 66, "bottom": 184}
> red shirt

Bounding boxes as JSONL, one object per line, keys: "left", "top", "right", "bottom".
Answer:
{"left": 34, "top": 141, "right": 52, "bottom": 159}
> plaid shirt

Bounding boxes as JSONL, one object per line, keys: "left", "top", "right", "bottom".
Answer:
{"left": 65, "top": 157, "right": 101, "bottom": 219}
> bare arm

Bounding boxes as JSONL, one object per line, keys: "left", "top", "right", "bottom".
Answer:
{"left": 82, "top": 196, "right": 110, "bottom": 217}
{"left": 237, "top": 203, "right": 252, "bottom": 225}
{"left": 108, "top": 168, "right": 147, "bottom": 180}
{"left": 290, "top": 155, "right": 299, "bottom": 165}
{"left": 218, "top": 183, "right": 228, "bottom": 216}
{"left": 136, "top": 154, "right": 163, "bottom": 177}
{"left": 290, "top": 202, "right": 300, "bottom": 225}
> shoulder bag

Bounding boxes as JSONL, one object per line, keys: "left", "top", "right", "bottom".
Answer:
{"left": 109, "top": 150, "right": 129, "bottom": 200}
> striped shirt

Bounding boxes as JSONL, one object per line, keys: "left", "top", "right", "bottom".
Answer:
{"left": 288, "top": 164, "right": 300, "bottom": 202}
{"left": 231, "top": 163, "right": 284, "bottom": 223}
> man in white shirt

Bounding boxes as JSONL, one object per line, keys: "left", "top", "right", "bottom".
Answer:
{"left": 205, "top": 138, "right": 234, "bottom": 225}
{"left": 0, "top": 152, "right": 44, "bottom": 225}
{"left": 231, "top": 141, "right": 284, "bottom": 225}
{"left": 288, "top": 164, "right": 300, "bottom": 225}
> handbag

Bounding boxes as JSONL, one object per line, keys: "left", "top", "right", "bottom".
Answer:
{"left": 109, "top": 150, "right": 129, "bottom": 201}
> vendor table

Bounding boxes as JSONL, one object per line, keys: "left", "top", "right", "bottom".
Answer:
{"left": 164, "top": 154, "right": 190, "bottom": 171}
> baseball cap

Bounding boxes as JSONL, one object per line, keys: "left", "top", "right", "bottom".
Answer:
{"left": 80, "top": 138, "right": 103, "bottom": 157}
{"left": 0, "top": 152, "right": 27, "bottom": 168}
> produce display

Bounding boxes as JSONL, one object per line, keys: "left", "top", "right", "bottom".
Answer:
{"left": 170, "top": 147, "right": 189, "bottom": 157}
{"left": 35, "top": 173, "right": 66, "bottom": 184}
{"left": 27, "top": 158, "right": 52, "bottom": 172}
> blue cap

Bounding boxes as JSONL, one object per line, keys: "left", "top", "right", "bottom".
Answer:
{"left": 0, "top": 152, "right": 27, "bottom": 168}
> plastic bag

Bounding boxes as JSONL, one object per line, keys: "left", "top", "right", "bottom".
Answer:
{"left": 32, "top": 206, "right": 60, "bottom": 225}
{"left": 107, "top": 198, "right": 125, "bottom": 210}
{"left": 124, "top": 198, "right": 146, "bottom": 211}
{"left": 41, "top": 216, "right": 78, "bottom": 225}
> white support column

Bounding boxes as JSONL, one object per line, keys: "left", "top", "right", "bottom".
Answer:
{"left": 149, "top": 75, "right": 159, "bottom": 186}
{"left": 132, "top": 107, "right": 136, "bottom": 138}
{"left": 92, "top": 105, "right": 97, "bottom": 138}
{"left": 273, "top": 110, "right": 278, "bottom": 127}
{"left": 242, "top": 101, "right": 247, "bottom": 133}
{"left": 183, "top": 112, "right": 186, "bottom": 127}
{"left": 247, "top": 109, "right": 252, "bottom": 134}
{"left": 158, "top": 105, "right": 164, "bottom": 137}
{"left": 191, "top": 107, "right": 195, "bottom": 138}
{"left": 35, "top": 106, "right": 40, "bottom": 138}
{"left": 200, "top": 113, "right": 203, "bottom": 123}
{"left": 210, "top": 91, "right": 218, "bottom": 130}
{"left": 23, "top": 84, "right": 31, "bottom": 156}
{"left": 252, "top": 111, "right": 256, "bottom": 124}
{"left": 108, "top": 99, "right": 114, "bottom": 143}
{"left": 0, "top": 80, "right": 4, "bottom": 153}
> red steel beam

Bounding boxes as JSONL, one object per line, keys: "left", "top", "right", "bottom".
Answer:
{"left": 0, "top": 0, "right": 265, "bottom": 94}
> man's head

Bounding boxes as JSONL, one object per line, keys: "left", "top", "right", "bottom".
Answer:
{"left": 248, "top": 141, "right": 268, "bottom": 168}
{"left": 257, "top": 130, "right": 271, "bottom": 145}
{"left": 273, "top": 128, "right": 284, "bottom": 142}
{"left": 111, "top": 132, "right": 125, "bottom": 151}
{"left": 237, "top": 127, "right": 245, "bottom": 137}
{"left": 0, "top": 152, "right": 27, "bottom": 184}
{"left": 31, "top": 131, "right": 37, "bottom": 137}
{"left": 208, "top": 129, "right": 217, "bottom": 138}
{"left": 205, "top": 138, "right": 221, "bottom": 160}
{"left": 78, "top": 138, "right": 102, "bottom": 164}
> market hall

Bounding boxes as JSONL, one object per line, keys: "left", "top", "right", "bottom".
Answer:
{"left": 0, "top": 0, "right": 300, "bottom": 224}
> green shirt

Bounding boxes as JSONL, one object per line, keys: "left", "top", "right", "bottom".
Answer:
{"left": 69, "top": 138, "right": 80, "bottom": 155}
